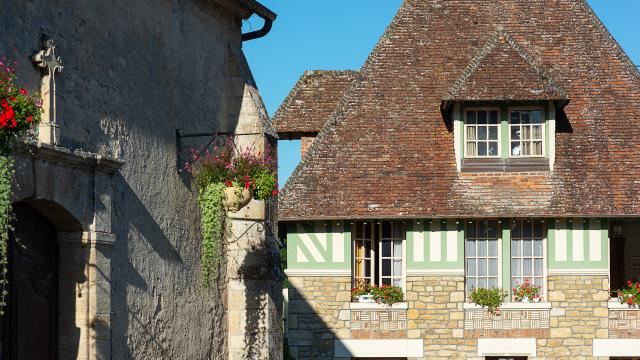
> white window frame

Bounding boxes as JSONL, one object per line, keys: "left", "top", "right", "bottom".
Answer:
{"left": 508, "top": 106, "right": 546, "bottom": 158}
{"left": 510, "top": 220, "right": 548, "bottom": 298}
{"left": 463, "top": 107, "right": 502, "bottom": 159}
{"left": 378, "top": 222, "right": 407, "bottom": 291}
{"left": 352, "top": 221, "right": 375, "bottom": 288}
{"left": 464, "top": 220, "right": 502, "bottom": 294}
{"left": 351, "top": 221, "right": 406, "bottom": 292}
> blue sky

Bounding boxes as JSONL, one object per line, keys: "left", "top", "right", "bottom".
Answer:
{"left": 242, "top": 1, "right": 640, "bottom": 186}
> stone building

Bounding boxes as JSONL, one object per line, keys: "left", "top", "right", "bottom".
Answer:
{"left": 275, "top": 0, "right": 640, "bottom": 359}
{"left": 1, "top": 0, "right": 281, "bottom": 359}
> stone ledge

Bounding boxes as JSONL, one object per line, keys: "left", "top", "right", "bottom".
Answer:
{"left": 593, "top": 339, "right": 640, "bottom": 356}
{"left": 334, "top": 339, "right": 424, "bottom": 357}
{"left": 478, "top": 338, "right": 537, "bottom": 357}
{"left": 350, "top": 302, "right": 408, "bottom": 310}
{"left": 14, "top": 141, "right": 124, "bottom": 174}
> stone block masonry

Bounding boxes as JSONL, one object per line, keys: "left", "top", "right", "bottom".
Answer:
{"left": 287, "top": 274, "right": 612, "bottom": 359}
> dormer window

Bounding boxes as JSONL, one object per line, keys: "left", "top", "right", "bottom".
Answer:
{"left": 509, "top": 108, "right": 544, "bottom": 157}
{"left": 464, "top": 109, "right": 500, "bottom": 157}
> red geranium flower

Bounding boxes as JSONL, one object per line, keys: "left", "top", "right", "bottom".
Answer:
{"left": 19, "top": 88, "right": 27, "bottom": 96}
{"left": 225, "top": 180, "right": 233, "bottom": 187}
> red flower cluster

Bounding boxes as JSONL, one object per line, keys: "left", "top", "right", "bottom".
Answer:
{"left": 0, "top": 100, "right": 16, "bottom": 129}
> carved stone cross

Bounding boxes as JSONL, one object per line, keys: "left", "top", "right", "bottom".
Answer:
{"left": 31, "top": 39, "right": 64, "bottom": 145}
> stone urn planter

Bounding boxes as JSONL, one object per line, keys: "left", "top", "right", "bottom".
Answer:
{"left": 222, "top": 186, "right": 253, "bottom": 211}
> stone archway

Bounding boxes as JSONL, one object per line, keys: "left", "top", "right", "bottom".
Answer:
{"left": 10, "top": 143, "right": 122, "bottom": 359}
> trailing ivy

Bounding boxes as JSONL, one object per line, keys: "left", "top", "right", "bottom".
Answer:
{"left": 198, "top": 182, "right": 226, "bottom": 287}
{"left": 0, "top": 155, "right": 12, "bottom": 315}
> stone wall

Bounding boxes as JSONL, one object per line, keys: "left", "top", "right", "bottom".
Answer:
{"left": 287, "top": 276, "right": 351, "bottom": 359}
{"left": 288, "top": 274, "right": 612, "bottom": 359}
{"left": 536, "top": 275, "right": 609, "bottom": 359}
{"left": 1, "top": 0, "right": 278, "bottom": 358}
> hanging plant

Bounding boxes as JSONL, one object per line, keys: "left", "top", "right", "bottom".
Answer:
{"left": 187, "top": 138, "right": 278, "bottom": 286}
{"left": 0, "top": 58, "right": 43, "bottom": 314}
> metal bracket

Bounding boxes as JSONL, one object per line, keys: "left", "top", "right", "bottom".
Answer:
{"left": 175, "top": 129, "right": 233, "bottom": 173}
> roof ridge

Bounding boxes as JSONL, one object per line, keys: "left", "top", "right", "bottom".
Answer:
{"left": 280, "top": 0, "right": 411, "bottom": 196}
{"left": 444, "top": 27, "right": 567, "bottom": 101}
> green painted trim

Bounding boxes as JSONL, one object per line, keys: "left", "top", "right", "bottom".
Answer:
{"left": 601, "top": 218, "right": 609, "bottom": 267}
{"left": 547, "top": 219, "right": 557, "bottom": 268}
{"left": 286, "top": 221, "right": 351, "bottom": 270}
{"left": 501, "top": 105, "right": 509, "bottom": 159}
{"left": 502, "top": 219, "right": 511, "bottom": 297}
{"left": 583, "top": 219, "right": 590, "bottom": 262}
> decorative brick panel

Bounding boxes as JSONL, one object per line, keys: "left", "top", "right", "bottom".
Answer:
{"left": 464, "top": 309, "right": 550, "bottom": 338}
{"left": 609, "top": 309, "right": 640, "bottom": 338}
{"left": 350, "top": 309, "right": 407, "bottom": 339}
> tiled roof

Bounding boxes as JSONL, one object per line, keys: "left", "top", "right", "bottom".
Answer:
{"left": 444, "top": 29, "right": 568, "bottom": 103}
{"left": 279, "top": 0, "right": 640, "bottom": 221}
{"left": 273, "top": 70, "right": 358, "bottom": 136}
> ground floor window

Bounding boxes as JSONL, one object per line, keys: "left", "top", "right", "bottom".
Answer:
{"left": 353, "top": 221, "right": 406, "bottom": 290}
{"left": 464, "top": 219, "right": 547, "bottom": 299}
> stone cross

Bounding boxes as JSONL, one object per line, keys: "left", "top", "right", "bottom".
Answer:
{"left": 31, "top": 39, "right": 64, "bottom": 145}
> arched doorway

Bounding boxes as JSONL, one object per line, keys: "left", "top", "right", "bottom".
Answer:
{"left": 1, "top": 203, "right": 59, "bottom": 359}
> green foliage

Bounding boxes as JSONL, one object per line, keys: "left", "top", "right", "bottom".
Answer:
{"left": 512, "top": 278, "right": 540, "bottom": 302}
{"left": 619, "top": 280, "right": 640, "bottom": 306}
{"left": 198, "top": 182, "right": 226, "bottom": 287}
{"left": 468, "top": 287, "right": 508, "bottom": 315}
{"left": 253, "top": 170, "right": 277, "bottom": 200}
{"left": 0, "top": 155, "right": 12, "bottom": 315}
{"left": 351, "top": 283, "right": 405, "bottom": 306}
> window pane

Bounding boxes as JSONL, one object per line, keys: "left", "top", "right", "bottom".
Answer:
{"left": 534, "top": 222, "right": 544, "bottom": 237}
{"left": 478, "top": 142, "right": 487, "bottom": 156}
{"left": 393, "top": 240, "right": 402, "bottom": 256}
{"left": 534, "top": 259, "right": 543, "bottom": 276}
{"left": 467, "top": 222, "right": 476, "bottom": 237}
{"left": 478, "top": 240, "right": 487, "bottom": 256}
{"left": 466, "top": 239, "right": 476, "bottom": 257}
{"left": 511, "top": 111, "right": 520, "bottom": 124}
{"left": 478, "top": 259, "right": 487, "bottom": 276}
{"left": 488, "top": 142, "right": 498, "bottom": 156}
{"left": 523, "top": 259, "right": 532, "bottom": 276}
{"left": 534, "top": 141, "right": 543, "bottom": 155}
{"left": 511, "top": 127, "right": 521, "bottom": 140}
{"left": 466, "top": 280, "right": 475, "bottom": 294}
{"left": 393, "top": 260, "right": 402, "bottom": 276}
{"left": 532, "top": 125, "right": 543, "bottom": 139}
{"left": 523, "top": 239, "right": 532, "bottom": 256}
{"left": 393, "top": 278, "right": 402, "bottom": 287}
{"left": 467, "top": 111, "right": 476, "bottom": 124}
{"left": 478, "top": 126, "right": 487, "bottom": 140}
{"left": 478, "top": 277, "right": 487, "bottom": 288}
{"left": 487, "top": 221, "right": 498, "bottom": 238}
{"left": 382, "top": 259, "right": 391, "bottom": 276}
{"left": 522, "top": 141, "right": 531, "bottom": 155}
{"left": 466, "top": 126, "right": 477, "bottom": 140}
{"left": 466, "top": 142, "right": 477, "bottom": 157}
{"left": 382, "top": 241, "right": 391, "bottom": 257}
{"left": 511, "top": 142, "right": 521, "bottom": 156}
{"left": 393, "top": 223, "right": 404, "bottom": 239}
{"left": 355, "top": 240, "right": 364, "bottom": 258}
{"left": 467, "top": 259, "right": 476, "bottom": 276}
{"left": 522, "top": 112, "right": 531, "bottom": 124}
{"left": 365, "top": 222, "right": 371, "bottom": 238}
{"left": 478, "top": 111, "right": 487, "bottom": 124}
{"left": 382, "top": 278, "right": 391, "bottom": 286}
{"left": 382, "top": 222, "right": 391, "bottom": 238}
{"left": 488, "top": 239, "right": 498, "bottom": 257}
{"left": 489, "top": 111, "right": 499, "bottom": 124}
{"left": 522, "top": 126, "right": 531, "bottom": 140}
{"left": 365, "top": 260, "right": 371, "bottom": 277}
{"left": 488, "top": 277, "right": 498, "bottom": 288}
{"left": 532, "top": 110, "right": 543, "bottom": 124}
{"left": 355, "top": 259, "right": 363, "bottom": 278}
{"left": 512, "top": 259, "right": 521, "bottom": 276}
{"left": 489, "top": 259, "right": 498, "bottom": 276}
{"left": 489, "top": 126, "right": 498, "bottom": 140}
{"left": 533, "top": 239, "right": 543, "bottom": 257}
{"left": 512, "top": 240, "right": 521, "bottom": 256}
{"left": 512, "top": 222, "right": 522, "bottom": 238}
{"left": 533, "top": 277, "right": 543, "bottom": 288}
{"left": 523, "top": 223, "right": 532, "bottom": 237}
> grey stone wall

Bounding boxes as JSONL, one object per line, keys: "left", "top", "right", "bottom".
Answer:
{"left": 1, "top": 0, "right": 264, "bottom": 358}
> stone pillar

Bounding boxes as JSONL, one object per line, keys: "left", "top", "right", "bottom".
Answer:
{"left": 58, "top": 231, "right": 114, "bottom": 360}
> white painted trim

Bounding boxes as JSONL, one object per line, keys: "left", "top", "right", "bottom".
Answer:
{"left": 349, "top": 302, "right": 408, "bottom": 310}
{"left": 464, "top": 302, "right": 551, "bottom": 310}
{"left": 284, "top": 269, "right": 350, "bottom": 277}
{"left": 477, "top": 338, "right": 536, "bottom": 357}
{"left": 593, "top": 339, "right": 640, "bottom": 356}
{"left": 334, "top": 339, "right": 424, "bottom": 358}
{"left": 406, "top": 269, "right": 464, "bottom": 276}
{"left": 608, "top": 301, "right": 640, "bottom": 310}
{"left": 548, "top": 268, "right": 608, "bottom": 275}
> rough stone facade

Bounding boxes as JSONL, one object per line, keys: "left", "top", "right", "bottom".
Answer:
{"left": 288, "top": 274, "right": 616, "bottom": 359}
{"left": 2, "top": 0, "right": 280, "bottom": 358}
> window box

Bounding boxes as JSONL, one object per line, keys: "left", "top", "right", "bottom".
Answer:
{"left": 463, "top": 302, "right": 551, "bottom": 310}
{"left": 350, "top": 302, "right": 408, "bottom": 310}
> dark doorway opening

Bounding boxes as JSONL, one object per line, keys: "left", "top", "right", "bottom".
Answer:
{"left": 1, "top": 203, "right": 58, "bottom": 360}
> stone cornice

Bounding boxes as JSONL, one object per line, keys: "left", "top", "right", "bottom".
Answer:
{"left": 13, "top": 142, "right": 124, "bottom": 175}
